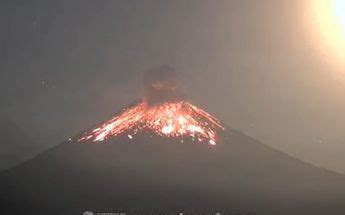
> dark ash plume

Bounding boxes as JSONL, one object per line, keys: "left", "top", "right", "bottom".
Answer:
{"left": 143, "top": 65, "right": 185, "bottom": 105}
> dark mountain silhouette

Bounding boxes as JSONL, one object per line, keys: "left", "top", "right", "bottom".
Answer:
{"left": 0, "top": 115, "right": 38, "bottom": 171}
{"left": 0, "top": 126, "right": 345, "bottom": 215}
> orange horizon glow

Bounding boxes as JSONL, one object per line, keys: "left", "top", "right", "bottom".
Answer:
{"left": 310, "top": 0, "right": 345, "bottom": 64}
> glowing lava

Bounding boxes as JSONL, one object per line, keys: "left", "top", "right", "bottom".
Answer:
{"left": 77, "top": 101, "right": 224, "bottom": 145}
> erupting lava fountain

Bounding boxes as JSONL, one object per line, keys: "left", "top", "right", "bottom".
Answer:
{"left": 75, "top": 66, "right": 225, "bottom": 145}
{"left": 3, "top": 67, "right": 345, "bottom": 215}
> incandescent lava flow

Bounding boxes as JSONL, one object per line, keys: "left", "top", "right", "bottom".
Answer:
{"left": 76, "top": 66, "right": 225, "bottom": 145}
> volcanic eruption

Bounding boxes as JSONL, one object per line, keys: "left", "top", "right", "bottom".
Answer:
{"left": 76, "top": 66, "right": 224, "bottom": 145}
{"left": 1, "top": 66, "right": 345, "bottom": 215}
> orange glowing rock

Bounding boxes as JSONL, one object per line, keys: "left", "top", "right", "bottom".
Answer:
{"left": 77, "top": 101, "right": 224, "bottom": 145}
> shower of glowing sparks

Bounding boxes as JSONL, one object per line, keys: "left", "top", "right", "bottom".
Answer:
{"left": 77, "top": 101, "right": 224, "bottom": 145}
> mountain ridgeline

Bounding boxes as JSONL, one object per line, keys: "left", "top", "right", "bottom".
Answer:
{"left": 0, "top": 126, "right": 345, "bottom": 214}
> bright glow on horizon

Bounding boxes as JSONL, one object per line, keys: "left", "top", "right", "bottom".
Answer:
{"left": 332, "top": 0, "right": 345, "bottom": 35}
{"left": 311, "top": 0, "right": 345, "bottom": 64}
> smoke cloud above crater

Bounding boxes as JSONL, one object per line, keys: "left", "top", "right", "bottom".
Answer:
{"left": 143, "top": 65, "right": 185, "bottom": 105}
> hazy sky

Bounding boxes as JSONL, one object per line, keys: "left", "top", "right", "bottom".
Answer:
{"left": 1, "top": 0, "right": 345, "bottom": 173}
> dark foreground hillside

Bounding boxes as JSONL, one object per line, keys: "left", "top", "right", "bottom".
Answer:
{"left": 1, "top": 129, "right": 345, "bottom": 215}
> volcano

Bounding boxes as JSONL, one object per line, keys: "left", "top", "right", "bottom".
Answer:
{"left": 1, "top": 126, "right": 345, "bottom": 215}
{"left": 75, "top": 66, "right": 225, "bottom": 146}
{"left": 75, "top": 100, "right": 224, "bottom": 145}
{"left": 1, "top": 68, "right": 345, "bottom": 214}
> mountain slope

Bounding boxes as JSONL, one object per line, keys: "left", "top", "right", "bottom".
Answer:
{"left": 0, "top": 115, "right": 39, "bottom": 171}
{"left": 0, "top": 129, "right": 344, "bottom": 215}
